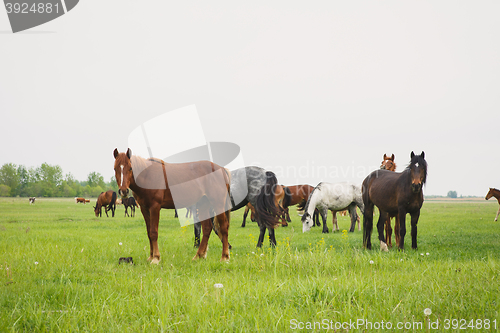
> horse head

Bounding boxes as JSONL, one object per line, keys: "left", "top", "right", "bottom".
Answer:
{"left": 409, "top": 151, "right": 427, "bottom": 194}
{"left": 113, "top": 148, "right": 133, "bottom": 198}
{"left": 485, "top": 188, "right": 495, "bottom": 200}
{"left": 380, "top": 153, "right": 396, "bottom": 171}
{"left": 301, "top": 212, "right": 314, "bottom": 233}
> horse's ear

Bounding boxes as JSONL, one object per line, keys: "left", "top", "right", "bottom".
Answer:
{"left": 383, "top": 154, "right": 387, "bottom": 159}
{"left": 126, "top": 148, "right": 132, "bottom": 159}
{"left": 391, "top": 154, "right": 394, "bottom": 161}
{"left": 421, "top": 151, "right": 425, "bottom": 159}
{"left": 410, "top": 151, "right": 415, "bottom": 159}
{"left": 113, "top": 148, "right": 119, "bottom": 159}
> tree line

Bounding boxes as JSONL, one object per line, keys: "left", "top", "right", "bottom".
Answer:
{"left": 0, "top": 162, "right": 118, "bottom": 198}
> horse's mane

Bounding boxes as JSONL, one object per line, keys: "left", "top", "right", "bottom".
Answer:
{"left": 406, "top": 154, "right": 428, "bottom": 184}
{"left": 302, "top": 183, "right": 322, "bottom": 215}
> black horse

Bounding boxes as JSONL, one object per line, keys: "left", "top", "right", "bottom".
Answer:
{"left": 362, "top": 151, "right": 427, "bottom": 251}
{"left": 122, "top": 197, "right": 138, "bottom": 217}
{"left": 193, "top": 166, "right": 283, "bottom": 248}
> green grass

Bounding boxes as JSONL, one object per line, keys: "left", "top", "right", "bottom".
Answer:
{"left": 0, "top": 198, "right": 499, "bottom": 332}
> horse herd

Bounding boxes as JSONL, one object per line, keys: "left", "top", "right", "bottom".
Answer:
{"left": 111, "top": 148, "right": 437, "bottom": 263}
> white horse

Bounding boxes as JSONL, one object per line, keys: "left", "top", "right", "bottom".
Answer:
{"left": 302, "top": 182, "right": 364, "bottom": 233}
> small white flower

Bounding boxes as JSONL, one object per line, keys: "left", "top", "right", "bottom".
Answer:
{"left": 214, "top": 283, "right": 223, "bottom": 289}
{"left": 426, "top": 253, "right": 430, "bottom": 256}
{"left": 369, "top": 260, "right": 374, "bottom": 265}
{"left": 34, "top": 262, "right": 38, "bottom": 265}
{"left": 260, "top": 253, "right": 264, "bottom": 256}
{"left": 424, "top": 308, "right": 432, "bottom": 316}
{"left": 251, "top": 252, "right": 255, "bottom": 254}
{"left": 119, "top": 242, "right": 122, "bottom": 246}
{"left": 400, "top": 259, "right": 404, "bottom": 261}
{"left": 421, "top": 253, "right": 424, "bottom": 256}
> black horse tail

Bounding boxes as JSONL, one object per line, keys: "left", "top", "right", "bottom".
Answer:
{"left": 282, "top": 186, "right": 292, "bottom": 209}
{"left": 255, "top": 171, "right": 281, "bottom": 229}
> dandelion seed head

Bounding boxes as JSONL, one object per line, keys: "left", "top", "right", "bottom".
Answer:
{"left": 424, "top": 308, "right": 432, "bottom": 316}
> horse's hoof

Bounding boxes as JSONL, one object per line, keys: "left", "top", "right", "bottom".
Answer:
{"left": 150, "top": 258, "right": 160, "bottom": 264}
{"left": 380, "top": 241, "right": 389, "bottom": 252}
{"left": 220, "top": 256, "right": 230, "bottom": 262}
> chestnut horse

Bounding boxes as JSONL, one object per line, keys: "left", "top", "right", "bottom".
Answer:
{"left": 282, "top": 185, "right": 315, "bottom": 222}
{"left": 113, "top": 148, "right": 232, "bottom": 263}
{"left": 485, "top": 188, "right": 500, "bottom": 221}
{"left": 380, "top": 153, "right": 399, "bottom": 248}
{"left": 363, "top": 151, "right": 427, "bottom": 251}
{"left": 94, "top": 190, "right": 117, "bottom": 217}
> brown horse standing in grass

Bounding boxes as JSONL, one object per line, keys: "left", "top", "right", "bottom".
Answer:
{"left": 363, "top": 151, "right": 427, "bottom": 251}
{"left": 380, "top": 154, "right": 399, "bottom": 248}
{"left": 113, "top": 148, "right": 232, "bottom": 263}
{"left": 94, "top": 190, "right": 117, "bottom": 217}
{"left": 282, "top": 185, "right": 315, "bottom": 222}
{"left": 485, "top": 188, "right": 500, "bottom": 221}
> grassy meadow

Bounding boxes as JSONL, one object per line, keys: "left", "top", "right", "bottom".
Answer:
{"left": 0, "top": 197, "right": 499, "bottom": 332}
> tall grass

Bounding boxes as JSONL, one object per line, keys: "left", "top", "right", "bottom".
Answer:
{"left": 0, "top": 198, "right": 499, "bottom": 332}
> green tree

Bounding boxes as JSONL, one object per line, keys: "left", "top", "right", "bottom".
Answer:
{"left": 108, "top": 176, "right": 118, "bottom": 192}
{"left": 447, "top": 190, "right": 457, "bottom": 198}
{"left": 0, "top": 163, "right": 19, "bottom": 196}
{"left": 0, "top": 185, "right": 11, "bottom": 197}
{"left": 36, "top": 163, "right": 63, "bottom": 197}
{"left": 87, "top": 172, "right": 106, "bottom": 189}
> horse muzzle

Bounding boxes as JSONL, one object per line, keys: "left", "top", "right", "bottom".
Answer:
{"left": 119, "top": 188, "right": 129, "bottom": 198}
{"left": 411, "top": 183, "right": 422, "bottom": 193}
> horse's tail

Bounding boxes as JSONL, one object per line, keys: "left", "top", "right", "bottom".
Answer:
{"left": 255, "top": 171, "right": 281, "bottom": 229}
{"left": 282, "top": 186, "right": 292, "bottom": 209}
{"left": 296, "top": 199, "right": 307, "bottom": 211}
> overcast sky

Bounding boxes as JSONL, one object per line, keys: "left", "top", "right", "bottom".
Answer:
{"left": 1, "top": 1, "right": 499, "bottom": 196}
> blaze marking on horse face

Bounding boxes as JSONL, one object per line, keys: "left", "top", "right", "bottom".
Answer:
{"left": 120, "top": 165, "right": 124, "bottom": 187}
{"left": 415, "top": 162, "right": 419, "bottom": 167}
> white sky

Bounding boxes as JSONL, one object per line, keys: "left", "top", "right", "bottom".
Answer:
{"left": 1, "top": 1, "right": 499, "bottom": 196}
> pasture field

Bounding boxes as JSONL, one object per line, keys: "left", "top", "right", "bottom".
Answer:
{"left": 0, "top": 197, "right": 499, "bottom": 332}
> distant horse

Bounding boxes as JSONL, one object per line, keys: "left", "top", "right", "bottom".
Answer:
{"left": 29, "top": 197, "right": 35, "bottom": 204}
{"left": 363, "top": 151, "right": 427, "bottom": 251}
{"left": 94, "top": 190, "right": 117, "bottom": 217}
{"left": 229, "top": 166, "right": 285, "bottom": 247}
{"left": 113, "top": 148, "right": 232, "bottom": 263}
{"left": 380, "top": 153, "right": 399, "bottom": 248}
{"left": 75, "top": 197, "right": 90, "bottom": 204}
{"left": 122, "top": 197, "right": 138, "bottom": 217}
{"left": 302, "top": 182, "right": 364, "bottom": 233}
{"left": 485, "top": 188, "right": 500, "bottom": 221}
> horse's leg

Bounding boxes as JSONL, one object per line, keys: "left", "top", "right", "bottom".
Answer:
{"left": 319, "top": 208, "right": 329, "bottom": 233}
{"left": 398, "top": 208, "right": 407, "bottom": 250}
{"left": 331, "top": 211, "right": 338, "bottom": 232}
{"left": 193, "top": 218, "right": 212, "bottom": 260}
{"left": 256, "top": 223, "right": 267, "bottom": 248}
{"left": 384, "top": 216, "right": 392, "bottom": 248}
{"left": 410, "top": 210, "right": 420, "bottom": 250}
{"left": 377, "top": 210, "right": 389, "bottom": 252}
{"left": 495, "top": 206, "right": 500, "bottom": 221}
{"left": 362, "top": 202, "right": 374, "bottom": 250}
{"left": 124, "top": 206, "right": 128, "bottom": 217}
{"left": 193, "top": 222, "right": 201, "bottom": 248}
{"left": 285, "top": 207, "right": 291, "bottom": 223}
{"left": 104, "top": 206, "right": 109, "bottom": 217}
{"left": 268, "top": 227, "right": 277, "bottom": 247}
{"left": 148, "top": 205, "right": 161, "bottom": 264}
{"left": 348, "top": 203, "right": 357, "bottom": 232}
{"left": 216, "top": 211, "right": 231, "bottom": 261}
{"left": 242, "top": 205, "right": 249, "bottom": 227}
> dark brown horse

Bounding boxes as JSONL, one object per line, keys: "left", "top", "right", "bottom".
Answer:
{"left": 94, "top": 190, "right": 117, "bottom": 217}
{"left": 113, "top": 148, "right": 232, "bottom": 263}
{"left": 363, "top": 151, "right": 427, "bottom": 251}
{"left": 485, "top": 188, "right": 500, "bottom": 221}
{"left": 122, "top": 197, "right": 138, "bottom": 217}
{"left": 380, "top": 153, "right": 399, "bottom": 248}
